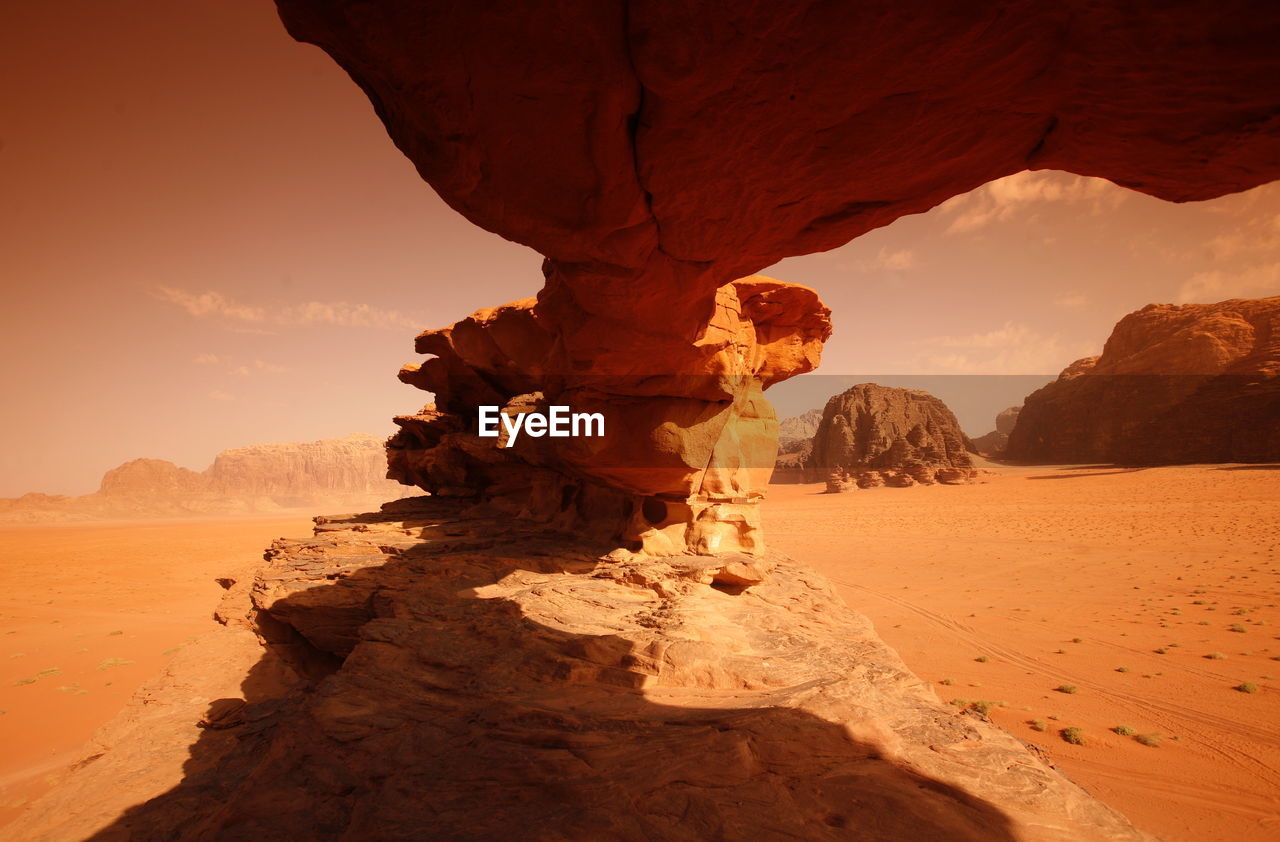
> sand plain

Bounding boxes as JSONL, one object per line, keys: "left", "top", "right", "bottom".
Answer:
{"left": 0, "top": 515, "right": 313, "bottom": 830}
{"left": 1, "top": 466, "right": 1276, "bottom": 840}
{"left": 767, "top": 464, "right": 1280, "bottom": 842}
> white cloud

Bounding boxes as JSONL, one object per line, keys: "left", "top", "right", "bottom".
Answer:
{"left": 1175, "top": 262, "right": 1280, "bottom": 304}
{"left": 915, "top": 321, "right": 1093, "bottom": 374}
{"left": 943, "top": 171, "right": 1126, "bottom": 234}
{"left": 192, "top": 353, "right": 222, "bottom": 365}
{"left": 230, "top": 360, "right": 289, "bottom": 376}
{"left": 157, "top": 287, "right": 265, "bottom": 322}
{"left": 154, "top": 287, "right": 420, "bottom": 331}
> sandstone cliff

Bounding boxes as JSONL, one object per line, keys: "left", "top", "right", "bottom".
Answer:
{"left": 5, "top": 500, "right": 1151, "bottom": 841}
{"left": 0, "top": 434, "right": 406, "bottom": 522}
{"left": 779, "top": 384, "right": 977, "bottom": 489}
{"left": 1005, "top": 297, "right": 1280, "bottom": 464}
{"left": 970, "top": 406, "right": 1023, "bottom": 457}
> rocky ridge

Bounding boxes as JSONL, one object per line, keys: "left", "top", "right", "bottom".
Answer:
{"left": 6, "top": 500, "right": 1151, "bottom": 841}
{"left": 1005, "top": 297, "right": 1280, "bottom": 464}
{"left": 0, "top": 434, "right": 405, "bottom": 523}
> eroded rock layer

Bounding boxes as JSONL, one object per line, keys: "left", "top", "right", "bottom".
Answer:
{"left": 388, "top": 277, "right": 831, "bottom": 555}
{"left": 7, "top": 500, "right": 1151, "bottom": 841}
{"left": 1005, "top": 297, "right": 1280, "bottom": 464}
{"left": 785, "top": 384, "right": 977, "bottom": 489}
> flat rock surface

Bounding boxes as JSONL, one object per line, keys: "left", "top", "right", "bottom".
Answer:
{"left": 8, "top": 498, "right": 1149, "bottom": 840}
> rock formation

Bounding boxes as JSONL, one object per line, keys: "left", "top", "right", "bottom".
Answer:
{"left": 1005, "top": 297, "right": 1280, "bottom": 464}
{"left": 5, "top": 499, "right": 1151, "bottom": 841}
{"left": 970, "top": 406, "right": 1022, "bottom": 457}
{"left": 779, "top": 384, "right": 977, "bottom": 489}
{"left": 274, "top": 0, "right": 1279, "bottom": 549}
{"left": 778, "top": 408, "right": 824, "bottom": 454}
{"left": 0, "top": 434, "right": 406, "bottom": 522}
{"left": 389, "top": 278, "right": 831, "bottom": 556}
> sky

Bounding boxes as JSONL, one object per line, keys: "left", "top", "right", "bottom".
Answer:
{"left": 2, "top": 1, "right": 1277, "bottom": 497}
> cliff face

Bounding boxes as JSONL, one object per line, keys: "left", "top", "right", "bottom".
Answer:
{"left": 0, "top": 434, "right": 405, "bottom": 522}
{"left": 970, "top": 406, "right": 1022, "bottom": 456}
{"left": 790, "top": 384, "right": 977, "bottom": 489}
{"left": 390, "top": 278, "right": 831, "bottom": 556}
{"left": 1005, "top": 297, "right": 1280, "bottom": 464}
{"left": 778, "top": 408, "right": 823, "bottom": 454}
{"left": 5, "top": 500, "right": 1151, "bottom": 842}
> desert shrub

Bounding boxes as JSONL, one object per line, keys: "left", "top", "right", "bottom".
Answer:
{"left": 1071, "top": 637, "right": 1083, "bottom": 643}
{"left": 1112, "top": 725, "right": 1136, "bottom": 736}
{"left": 1234, "top": 682, "right": 1258, "bottom": 694}
{"left": 1029, "top": 719, "right": 1047, "bottom": 732}
{"left": 1115, "top": 666, "right": 1129, "bottom": 673}
{"left": 938, "top": 678, "right": 954, "bottom": 686}
{"left": 975, "top": 655, "right": 989, "bottom": 663}
{"left": 1154, "top": 647, "right": 1168, "bottom": 654}
{"left": 1060, "top": 727, "right": 1086, "bottom": 745}
{"left": 1205, "top": 652, "right": 1227, "bottom": 660}
{"left": 1055, "top": 684, "right": 1078, "bottom": 694}
{"left": 1229, "top": 624, "right": 1246, "bottom": 633}
{"left": 1134, "top": 733, "right": 1163, "bottom": 747}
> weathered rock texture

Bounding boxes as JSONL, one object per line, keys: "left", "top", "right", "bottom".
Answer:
{"left": 782, "top": 384, "right": 977, "bottom": 489}
{"left": 274, "top": 0, "right": 1279, "bottom": 549}
{"left": 1005, "top": 297, "right": 1280, "bottom": 464}
{"left": 6, "top": 500, "right": 1151, "bottom": 841}
{"left": 778, "top": 408, "right": 823, "bottom": 454}
{"left": 970, "top": 406, "right": 1023, "bottom": 456}
{"left": 390, "top": 278, "right": 831, "bottom": 556}
{"left": 0, "top": 434, "right": 405, "bottom": 522}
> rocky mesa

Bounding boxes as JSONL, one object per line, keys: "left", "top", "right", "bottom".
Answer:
{"left": 0, "top": 434, "right": 406, "bottom": 522}
{"left": 1005, "top": 297, "right": 1280, "bottom": 464}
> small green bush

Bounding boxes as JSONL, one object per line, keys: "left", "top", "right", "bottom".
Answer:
{"left": 1112, "top": 725, "right": 1136, "bottom": 736}
{"left": 1060, "top": 727, "right": 1086, "bottom": 746}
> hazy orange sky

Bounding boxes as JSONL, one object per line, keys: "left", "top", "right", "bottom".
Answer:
{"left": 2, "top": 0, "right": 1277, "bottom": 497}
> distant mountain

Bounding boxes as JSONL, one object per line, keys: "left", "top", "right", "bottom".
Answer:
{"left": 778, "top": 408, "right": 823, "bottom": 454}
{"left": 0, "top": 434, "right": 408, "bottom": 523}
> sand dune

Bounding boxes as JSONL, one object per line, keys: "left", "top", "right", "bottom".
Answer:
{"left": 766, "top": 464, "right": 1280, "bottom": 842}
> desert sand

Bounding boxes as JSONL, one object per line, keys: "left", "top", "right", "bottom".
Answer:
{"left": 0, "top": 515, "right": 312, "bottom": 829}
{"left": 766, "top": 463, "right": 1280, "bottom": 842}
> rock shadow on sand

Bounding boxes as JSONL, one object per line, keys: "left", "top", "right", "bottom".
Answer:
{"left": 78, "top": 498, "right": 1022, "bottom": 842}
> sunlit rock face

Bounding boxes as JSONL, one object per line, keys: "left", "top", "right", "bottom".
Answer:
{"left": 1006, "top": 297, "right": 1280, "bottom": 464}
{"left": 390, "top": 277, "right": 830, "bottom": 555}
{"left": 274, "top": 0, "right": 1279, "bottom": 550}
